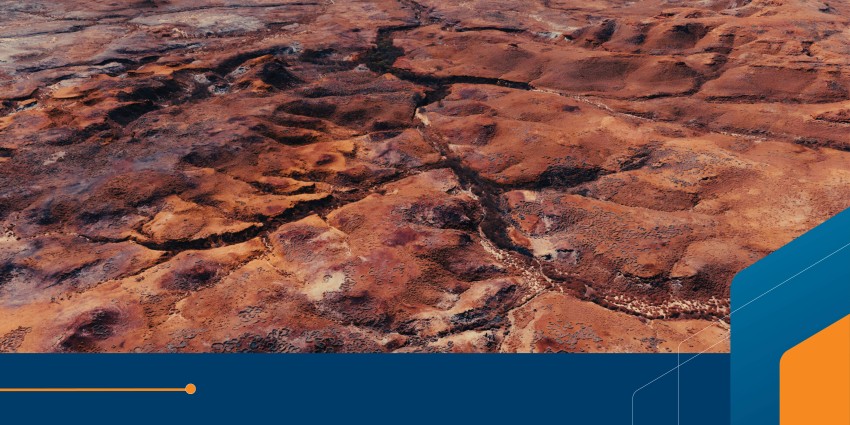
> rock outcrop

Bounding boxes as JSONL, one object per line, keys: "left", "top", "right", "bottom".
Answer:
{"left": 2, "top": 0, "right": 849, "bottom": 352}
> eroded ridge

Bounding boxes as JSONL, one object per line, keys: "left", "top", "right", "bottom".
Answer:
{"left": 1, "top": 0, "right": 849, "bottom": 352}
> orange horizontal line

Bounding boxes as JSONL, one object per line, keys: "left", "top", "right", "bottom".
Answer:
{"left": 0, "top": 384, "right": 195, "bottom": 394}
{"left": 0, "top": 388, "right": 179, "bottom": 392}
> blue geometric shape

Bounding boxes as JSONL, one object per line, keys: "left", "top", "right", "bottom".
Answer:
{"left": 0, "top": 353, "right": 729, "bottom": 425}
{"left": 731, "top": 208, "right": 850, "bottom": 425}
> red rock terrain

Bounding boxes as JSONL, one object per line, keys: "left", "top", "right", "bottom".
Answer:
{"left": 1, "top": 0, "right": 849, "bottom": 352}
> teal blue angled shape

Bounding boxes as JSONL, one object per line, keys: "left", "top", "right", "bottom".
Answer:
{"left": 731, "top": 208, "right": 850, "bottom": 425}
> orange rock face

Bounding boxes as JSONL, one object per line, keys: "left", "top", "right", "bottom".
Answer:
{"left": 1, "top": 0, "right": 849, "bottom": 352}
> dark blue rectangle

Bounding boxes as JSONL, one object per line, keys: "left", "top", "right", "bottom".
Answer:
{"left": 0, "top": 354, "right": 729, "bottom": 424}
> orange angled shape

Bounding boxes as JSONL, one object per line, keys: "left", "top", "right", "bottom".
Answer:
{"left": 780, "top": 314, "right": 850, "bottom": 425}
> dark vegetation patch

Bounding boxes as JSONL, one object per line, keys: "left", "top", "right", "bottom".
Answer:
{"left": 60, "top": 310, "right": 121, "bottom": 352}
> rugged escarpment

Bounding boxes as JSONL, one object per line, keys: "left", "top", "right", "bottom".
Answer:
{"left": 2, "top": 0, "right": 850, "bottom": 352}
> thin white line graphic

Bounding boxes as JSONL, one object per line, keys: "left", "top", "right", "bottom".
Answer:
{"left": 631, "top": 240, "right": 850, "bottom": 425}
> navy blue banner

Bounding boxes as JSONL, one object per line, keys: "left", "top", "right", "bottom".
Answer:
{"left": 0, "top": 353, "right": 728, "bottom": 424}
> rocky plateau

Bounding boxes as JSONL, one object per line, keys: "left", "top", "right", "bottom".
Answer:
{"left": 2, "top": 0, "right": 850, "bottom": 352}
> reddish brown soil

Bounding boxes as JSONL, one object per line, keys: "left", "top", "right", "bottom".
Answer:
{"left": 2, "top": 0, "right": 849, "bottom": 352}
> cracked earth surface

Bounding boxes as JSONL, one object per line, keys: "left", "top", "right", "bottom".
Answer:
{"left": 2, "top": 0, "right": 850, "bottom": 352}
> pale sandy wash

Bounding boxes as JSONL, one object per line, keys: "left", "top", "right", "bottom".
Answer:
{"left": 2, "top": 0, "right": 850, "bottom": 352}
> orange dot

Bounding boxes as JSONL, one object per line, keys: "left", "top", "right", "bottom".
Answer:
{"left": 185, "top": 384, "right": 196, "bottom": 395}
